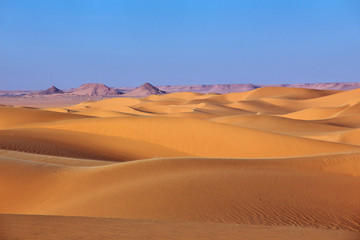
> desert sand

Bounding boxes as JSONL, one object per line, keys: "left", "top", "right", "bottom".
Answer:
{"left": 1, "top": 86, "right": 360, "bottom": 239}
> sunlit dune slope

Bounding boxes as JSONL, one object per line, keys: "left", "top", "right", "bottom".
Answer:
{"left": 281, "top": 106, "right": 348, "bottom": 120}
{"left": 2, "top": 86, "right": 360, "bottom": 235}
{"left": 241, "top": 87, "right": 339, "bottom": 100}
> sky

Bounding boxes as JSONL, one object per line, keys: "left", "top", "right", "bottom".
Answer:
{"left": 0, "top": 0, "right": 359, "bottom": 90}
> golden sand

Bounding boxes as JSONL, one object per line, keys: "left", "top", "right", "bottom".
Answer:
{"left": 1, "top": 87, "right": 360, "bottom": 239}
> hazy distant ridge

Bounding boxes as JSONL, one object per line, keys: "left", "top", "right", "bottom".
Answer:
{"left": 1, "top": 82, "right": 360, "bottom": 97}
{"left": 156, "top": 82, "right": 360, "bottom": 94}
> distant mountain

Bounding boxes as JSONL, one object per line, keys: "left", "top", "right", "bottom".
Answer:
{"left": 37, "top": 86, "right": 64, "bottom": 95}
{"left": 70, "top": 83, "right": 121, "bottom": 96}
{"left": 124, "top": 83, "right": 167, "bottom": 97}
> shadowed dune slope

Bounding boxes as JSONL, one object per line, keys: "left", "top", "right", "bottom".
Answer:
{"left": 304, "top": 87, "right": 360, "bottom": 107}
{"left": 0, "top": 150, "right": 114, "bottom": 167}
{"left": 314, "top": 115, "right": 360, "bottom": 128}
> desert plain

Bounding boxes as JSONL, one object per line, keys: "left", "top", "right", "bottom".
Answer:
{"left": 1, "top": 86, "right": 360, "bottom": 239}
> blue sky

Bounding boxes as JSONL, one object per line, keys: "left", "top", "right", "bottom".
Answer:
{"left": 1, "top": 0, "right": 359, "bottom": 90}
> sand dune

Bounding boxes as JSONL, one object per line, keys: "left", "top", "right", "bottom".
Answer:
{"left": 315, "top": 115, "right": 360, "bottom": 128}
{"left": 1, "top": 86, "right": 360, "bottom": 238}
{"left": 211, "top": 114, "right": 349, "bottom": 133}
{"left": 305, "top": 87, "right": 360, "bottom": 107}
{"left": 33, "top": 117, "right": 359, "bottom": 158}
{"left": 1, "top": 153, "right": 360, "bottom": 231}
{"left": 1, "top": 214, "right": 359, "bottom": 240}
{"left": 242, "top": 87, "right": 338, "bottom": 100}
{"left": 0, "top": 106, "right": 89, "bottom": 129}
{"left": 281, "top": 106, "right": 348, "bottom": 120}
{"left": 0, "top": 128, "right": 191, "bottom": 161}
